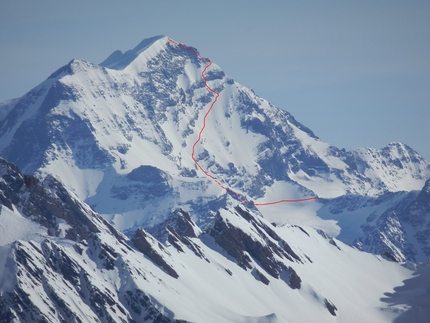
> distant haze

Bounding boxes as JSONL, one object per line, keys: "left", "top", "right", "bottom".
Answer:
{"left": 0, "top": 1, "right": 429, "bottom": 160}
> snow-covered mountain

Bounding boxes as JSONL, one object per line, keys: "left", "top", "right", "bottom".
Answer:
{"left": 1, "top": 35, "right": 430, "bottom": 322}
{"left": 0, "top": 35, "right": 428, "bottom": 232}
{"left": 0, "top": 158, "right": 426, "bottom": 322}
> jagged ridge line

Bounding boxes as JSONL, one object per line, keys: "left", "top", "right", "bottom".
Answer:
{"left": 167, "top": 37, "right": 318, "bottom": 206}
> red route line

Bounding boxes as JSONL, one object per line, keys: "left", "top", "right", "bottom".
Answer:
{"left": 168, "top": 37, "right": 318, "bottom": 206}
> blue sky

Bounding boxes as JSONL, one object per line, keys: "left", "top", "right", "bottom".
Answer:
{"left": 1, "top": 1, "right": 429, "bottom": 160}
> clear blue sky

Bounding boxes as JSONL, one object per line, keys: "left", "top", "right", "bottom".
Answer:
{"left": 1, "top": 1, "right": 429, "bottom": 160}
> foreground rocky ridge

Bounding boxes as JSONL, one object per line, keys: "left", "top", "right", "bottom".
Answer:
{"left": 0, "top": 158, "right": 184, "bottom": 322}
{"left": 0, "top": 158, "right": 416, "bottom": 322}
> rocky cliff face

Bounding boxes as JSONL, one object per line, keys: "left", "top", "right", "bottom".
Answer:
{"left": 350, "top": 179, "right": 430, "bottom": 263}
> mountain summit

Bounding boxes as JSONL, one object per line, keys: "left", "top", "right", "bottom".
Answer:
{"left": 100, "top": 35, "right": 167, "bottom": 70}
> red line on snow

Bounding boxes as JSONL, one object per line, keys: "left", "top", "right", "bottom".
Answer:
{"left": 168, "top": 37, "right": 318, "bottom": 206}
